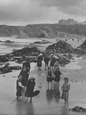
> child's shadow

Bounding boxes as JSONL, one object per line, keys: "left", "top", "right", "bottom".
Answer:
{"left": 53, "top": 82, "right": 60, "bottom": 103}
{"left": 46, "top": 82, "right": 60, "bottom": 104}
{"left": 46, "top": 87, "right": 53, "bottom": 104}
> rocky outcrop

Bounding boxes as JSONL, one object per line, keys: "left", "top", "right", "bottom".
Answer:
{"left": 10, "top": 47, "right": 41, "bottom": 57}
{"left": 0, "top": 64, "right": 21, "bottom": 74}
{"left": 69, "top": 106, "right": 86, "bottom": 112}
{"left": 34, "top": 40, "right": 51, "bottom": 44}
{"left": 4, "top": 40, "right": 15, "bottom": 43}
{"left": 0, "top": 47, "right": 42, "bottom": 64}
{"left": 0, "top": 55, "right": 9, "bottom": 62}
{"left": 45, "top": 40, "right": 74, "bottom": 53}
{"left": 78, "top": 40, "right": 86, "bottom": 50}
{"left": 74, "top": 40, "right": 86, "bottom": 54}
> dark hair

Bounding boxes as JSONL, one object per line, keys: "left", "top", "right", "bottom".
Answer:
{"left": 64, "top": 77, "right": 68, "bottom": 82}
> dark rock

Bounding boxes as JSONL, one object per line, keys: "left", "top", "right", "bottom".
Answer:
{"left": 71, "top": 106, "right": 86, "bottom": 112}
{"left": 45, "top": 40, "right": 74, "bottom": 53}
{"left": 3, "top": 75, "right": 5, "bottom": 77}
{"left": 0, "top": 55, "right": 9, "bottom": 62}
{"left": 74, "top": 40, "right": 86, "bottom": 54}
{"left": 10, "top": 66, "right": 21, "bottom": 70}
{"left": 34, "top": 40, "right": 51, "bottom": 44}
{"left": 78, "top": 40, "right": 86, "bottom": 49}
{"left": 10, "top": 47, "right": 41, "bottom": 57}
{"left": 0, "top": 46, "right": 42, "bottom": 65}
{"left": 63, "top": 53, "right": 73, "bottom": 60}
{"left": 0, "top": 66, "right": 12, "bottom": 74}
{"left": 58, "top": 56, "right": 70, "bottom": 65}
{"left": 4, "top": 40, "right": 15, "bottom": 43}
{"left": 0, "top": 64, "right": 21, "bottom": 74}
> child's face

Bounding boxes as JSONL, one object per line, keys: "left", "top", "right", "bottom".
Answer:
{"left": 23, "top": 66, "right": 26, "bottom": 70}
{"left": 18, "top": 76, "right": 22, "bottom": 81}
{"left": 64, "top": 79, "right": 68, "bottom": 83}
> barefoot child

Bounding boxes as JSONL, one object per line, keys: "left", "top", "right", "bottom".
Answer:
{"left": 61, "top": 77, "right": 70, "bottom": 105}
{"left": 25, "top": 76, "right": 36, "bottom": 102}
{"left": 46, "top": 66, "right": 53, "bottom": 89}
{"left": 16, "top": 76, "right": 25, "bottom": 100}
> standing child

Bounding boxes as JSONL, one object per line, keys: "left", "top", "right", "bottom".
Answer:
{"left": 44, "top": 55, "right": 50, "bottom": 70}
{"left": 19, "top": 65, "right": 29, "bottom": 87}
{"left": 25, "top": 76, "right": 36, "bottom": 103}
{"left": 53, "top": 67, "right": 61, "bottom": 84}
{"left": 61, "top": 77, "right": 70, "bottom": 105}
{"left": 16, "top": 76, "right": 25, "bottom": 100}
{"left": 46, "top": 66, "right": 53, "bottom": 89}
{"left": 37, "top": 54, "right": 43, "bottom": 71}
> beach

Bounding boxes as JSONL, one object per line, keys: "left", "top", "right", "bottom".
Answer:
{"left": 0, "top": 56, "right": 86, "bottom": 115}
{"left": 0, "top": 37, "right": 86, "bottom": 115}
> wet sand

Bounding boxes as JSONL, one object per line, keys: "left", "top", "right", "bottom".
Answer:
{"left": 0, "top": 58, "right": 86, "bottom": 115}
{"left": 0, "top": 37, "right": 86, "bottom": 115}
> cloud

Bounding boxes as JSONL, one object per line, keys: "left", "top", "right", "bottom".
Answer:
{"left": 36, "top": 0, "right": 86, "bottom": 17}
{"left": 0, "top": 0, "right": 45, "bottom": 25}
{"left": 0, "top": 0, "right": 86, "bottom": 25}
{"left": 36, "top": 0, "right": 82, "bottom": 7}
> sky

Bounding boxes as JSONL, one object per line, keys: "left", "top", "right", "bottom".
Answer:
{"left": 0, "top": 0, "right": 86, "bottom": 25}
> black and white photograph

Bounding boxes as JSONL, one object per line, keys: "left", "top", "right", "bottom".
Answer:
{"left": 0, "top": 0, "right": 86, "bottom": 115}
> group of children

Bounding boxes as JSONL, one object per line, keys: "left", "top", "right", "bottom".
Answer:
{"left": 37, "top": 53, "right": 70, "bottom": 105}
{"left": 16, "top": 59, "right": 36, "bottom": 102}
{"left": 47, "top": 65, "right": 70, "bottom": 105}
{"left": 16, "top": 54, "right": 70, "bottom": 105}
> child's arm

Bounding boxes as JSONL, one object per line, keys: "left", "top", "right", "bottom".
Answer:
{"left": 61, "top": 84, "right": 64, "bottom": 90}
{"left": 52, "top": 68, "right": 55, "bottom": 78}
{"left": 46, "top": 70, "right": 48, "bottom": 77}
{"left": 64, "top": 84, "right": 70, "bottom": 91}
{"left": 67, "top": 84, "right": 70, "bottom": 90}
{"left": 18, "top": 82, "right": 24, "bottom": 88}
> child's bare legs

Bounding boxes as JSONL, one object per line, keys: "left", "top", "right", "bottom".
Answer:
{"left": 30, "top": 97, "right": 32, "bottom": 103}
{"left": 40, "top": 67, "right": 41, "bottom": 71}
{"left": 45, "top": 63, "right": 46, "bottom": 70}
{"left": 45, "top": 64, "right": 48, "bottom": 70}
{"left": 48, "top": 82, "right": 49, "bottom": 89}
{"left": 38, "top": 67, "right": 41, "bottom": 71}
{"left": 17, "top": 96, "right": 19, "bottom": 100}
{"left": 65, "top": 99, "right": 69, "bottom": 105}
{"left": 25, "top": 97, "right": 28, "bottom": 102}
{"left": 51, "top": 81, "right": 52, "bottom": 88}
{"left": 38, "top": 67, "right": 40, "bottom": 71}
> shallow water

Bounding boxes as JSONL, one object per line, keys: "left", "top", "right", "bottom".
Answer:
{"left": 0, "top": 37, "right": 86, "bottom": 115}
{"left": 62, "top": 61, "right": 82, "bottom": 70}
{"left": 0, "top": 36, "right": 85, "bottom": 55}
{"left": 0, "top": 37, "right": 57, "bottom": 54}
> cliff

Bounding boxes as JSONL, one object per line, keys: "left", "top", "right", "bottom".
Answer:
{"left": 0, "top": 24, "right": 86, "bottom": 38}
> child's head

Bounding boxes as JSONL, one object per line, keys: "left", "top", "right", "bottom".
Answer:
{"left": 64, "top": 77, "right": 68, "bottom": 83}
{"left": 18, "top": 75, "right": 22, "bottom": 81}
{"left": 22, "top": 65, "right": 26, "bottom": 70}
{"left": 29, "top": 76, "right": 35, "bottom": 82}
{"left": 48, "top": 66, "right": 52, "bottom": 70}
{"left": 55, "top": 66, "right": 59, "bottom": 71}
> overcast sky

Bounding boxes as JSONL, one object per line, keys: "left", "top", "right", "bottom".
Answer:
{"left": 0, "top": 0, "right": 86, "bottom": 25}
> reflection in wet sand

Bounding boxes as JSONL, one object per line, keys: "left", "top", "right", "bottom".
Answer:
{"left": 60, "top": 105, "right": 68, "bottom": 115}
{"left": 15, "top": 101, "right": 34, "bottom": 115}
{"left": 46, "top": 88, "right": 53, "bottom": 104}
{"left": 46, "top": 82, "right": 60, "bottom": 104}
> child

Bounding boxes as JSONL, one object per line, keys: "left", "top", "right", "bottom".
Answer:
{"left": 61, "top": 77, "right": 70, "bottom": 105}
{"left": 37, "top": 54, "right": 43, "bottom": 71}
{"left": 53, "top": 67, "right": 61, "bottom": 83}
{"left": 44, "top": 55, "right": 50, "bottom": 70}
{"left": 16, "top": 75, "right": 25, "bottom": 100}
{"left": 46, "top": 66, "right": 53, "bottom": 88}
{"left": 19, "top": 65, "right": 29, "bottom": 87}
{"left": 25, "top": 76, "right": 36, "bottom": 102}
